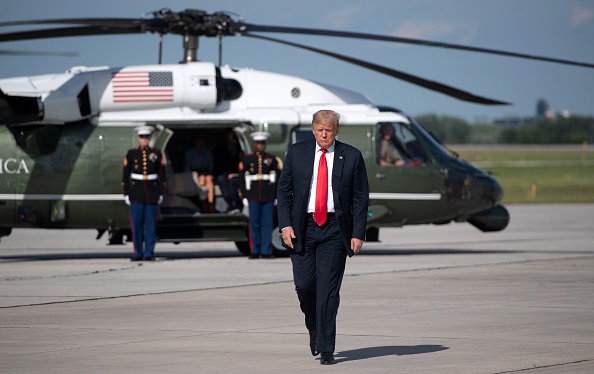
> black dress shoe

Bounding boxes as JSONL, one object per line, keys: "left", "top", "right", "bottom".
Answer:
{"left": 309, "top": 329, "right": 319, "bottom": 356}
{"left": 130, "top": 257, "right": 142, "bottom": 262}
{"left": 320, "top": 352, "right": 336, "bottom": 365}
{"left": 143, "top": 257, "right": 155, "bottom": 261}
{"left": 249, "top": 254, "right": 260, "bottom": 259}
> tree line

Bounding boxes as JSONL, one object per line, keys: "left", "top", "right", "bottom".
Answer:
{"left": 414, "top": 114, "right": 594, "bottom": 145}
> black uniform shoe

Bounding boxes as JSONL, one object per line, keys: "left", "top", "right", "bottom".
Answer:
{"left": 309, "top": 330, "right": 319, "bottom": 356}
{"left": 320, "top": 352, "right": 336, "bottom": 365}
{"left": 249, "top": 254, "right": 260, "bottom": 259}
{"left": 130, "top": 257, "right": 142, "bottom": 262}
{"left": 143, "top": 257, "right": 155, "bottom": 261}
{"left": 261, "top": 254, "right": 274, "bottom": 259}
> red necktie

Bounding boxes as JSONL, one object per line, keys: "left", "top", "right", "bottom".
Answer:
{"left": 315, "top": 149, "right": 328, "bottom": 226}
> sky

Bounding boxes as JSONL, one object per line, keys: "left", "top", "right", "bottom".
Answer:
{"left": 1, "top": 0, "right": 593, "bottom": 123}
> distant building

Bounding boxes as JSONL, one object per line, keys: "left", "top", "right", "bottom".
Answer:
{"left": 493, "top": 116, "right": 536, "bottom": 128}
{"left": 493, "top": 109, "right": 571, "bottom": 127}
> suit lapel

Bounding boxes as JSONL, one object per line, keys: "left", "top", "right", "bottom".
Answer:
{"left": 332, "top": 141, "right": 344, "bottom": 208}
{"left": 302, "top": 140, "right": 316, "bottom": 202}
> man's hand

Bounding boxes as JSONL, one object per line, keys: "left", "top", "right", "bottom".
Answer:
{"left": 281, "top": 227, "right": 296, "bottom": 249}
{"left": 125, "top": 196, "right": 130, "bottom": 206}
{"left": 351, "top": 238, "right": 363, "bottom": 255}
{"left": 158, "top": 195, "right": 163, "bottom": 205}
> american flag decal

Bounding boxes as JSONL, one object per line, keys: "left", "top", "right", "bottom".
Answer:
{"left": 112, "top": 71, "right": 174, "bottom": 103}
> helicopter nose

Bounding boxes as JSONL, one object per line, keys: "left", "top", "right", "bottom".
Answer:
{"left": 491, "top": 176, "right": 504, "bottom": 204}
{"left": 478, "top": 172, "right": 504, "bottom": 205}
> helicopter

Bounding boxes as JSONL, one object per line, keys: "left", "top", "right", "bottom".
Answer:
{"left": 0, "top": 9, "right": 591, "bottom": 256}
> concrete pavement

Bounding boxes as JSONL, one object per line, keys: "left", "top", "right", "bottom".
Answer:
{"left": 0, "top": 204, "right": 593, "bottom": 373}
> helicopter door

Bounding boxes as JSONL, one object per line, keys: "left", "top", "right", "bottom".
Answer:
{"left": 149, "top": 124, "right": 173, "bottom": 150}
{"left": 369, "top": 122, "right": 445, "bottom": 224}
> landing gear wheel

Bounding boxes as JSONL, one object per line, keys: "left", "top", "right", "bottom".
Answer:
{"left": 365, "top": 227, "right": 379, "bottom": 242}
{"left": 271, "top": 226, "right": 290, "bottom": 257}
{"left": 108, "top": 229, "right": 125, "bottom": 245}
{"left": 235, "top": 241, "right": 250, "bottom": 255}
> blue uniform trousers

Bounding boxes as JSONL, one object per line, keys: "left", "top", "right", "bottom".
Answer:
{"left": 248, "top": 200, "right": 274, "bottom": 256}
{"left": 129, "top": 202, "right": 158, "bottom": 259}
{"left": 290, "top": 214, "right": 347, "bottom": 354}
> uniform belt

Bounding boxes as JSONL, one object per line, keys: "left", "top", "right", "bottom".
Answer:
{"left": 131, "top": 173, "right": 158, "bottom": 181}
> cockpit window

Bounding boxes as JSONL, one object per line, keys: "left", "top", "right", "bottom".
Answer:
{"left": 376, "top": 122, "right": 429, "bottom": 166}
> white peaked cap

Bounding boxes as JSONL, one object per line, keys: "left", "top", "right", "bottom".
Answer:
{"left": 135, "top": 125, "right": 154, "bottom": 136}
{"left": 250, "top": 131, "right": 270, "bottom": 141}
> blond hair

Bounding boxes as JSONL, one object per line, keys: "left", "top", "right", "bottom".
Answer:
{"left": 312, "top": 110, "right": 340, "bottom": 128}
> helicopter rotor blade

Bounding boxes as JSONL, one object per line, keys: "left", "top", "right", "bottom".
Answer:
{"left": 0, "top": 18, "right": 141, "bottom": 29}
{"left": 1, "top": 11, "right": 591, "bottom": 69}
{"left": 0, "top": 26, "right": 142, "bottom": 43}
{"left": 0, "top": 10, "right": 584, "bottom": 105}
{"left": 244, "top": 33, "right": 509, "bottom": 105}
{"left": 0, "top": 10, "right": 240, "bottom": 41}
{"left": 0, "top": 49, "right": 78, "bottom": 57}
{"left": 244, "top": 24, "right": 594, "bottom": 70}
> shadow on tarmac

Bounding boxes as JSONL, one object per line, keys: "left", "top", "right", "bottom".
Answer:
{"left": 0, "top": 248, "right": 513, "bottom": 262}
{"left": 336, "top": 344, "right": 449, "bottom": 362}
{"left": 0, "top": 250, "right": 242, "bottom": 261}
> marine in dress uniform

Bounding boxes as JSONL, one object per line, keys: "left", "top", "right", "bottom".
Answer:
{"left": 238, "top": 132, "right": 282, "bottom": 259}
{"left": 122, "top": 125, "right": 167, "bottom": 261}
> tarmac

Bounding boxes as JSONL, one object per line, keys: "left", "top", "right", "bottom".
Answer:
{"left": 0, "top": 204, "right": 593, "bottom": 373}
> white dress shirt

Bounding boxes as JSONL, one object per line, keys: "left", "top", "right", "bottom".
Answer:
{"left": 307, "top": 142, "right": 335, "bottom": 213}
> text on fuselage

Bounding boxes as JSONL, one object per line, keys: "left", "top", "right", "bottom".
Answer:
{"left": 0, "top": 159, "right": 30, "bottom": 174}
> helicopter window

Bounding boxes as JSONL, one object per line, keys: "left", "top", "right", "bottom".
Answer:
{"left": 376, "top": 122, "right": 429, "bottom": 166}
{"left": 292, "top": 129, "right": 315, "bottom": 144}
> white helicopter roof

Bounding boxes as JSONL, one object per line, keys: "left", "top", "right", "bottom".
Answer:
{"left": 0, "top": 61, "right": 409, "bottom": 127}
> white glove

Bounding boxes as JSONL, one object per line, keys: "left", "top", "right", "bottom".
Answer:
{"left": 242, "top": 198, "right": 249, "bottom": 207}
{"left": 158, "top": 195, "right": 163, "bottom": 205}
{"left": 125, "top": 196, "right": 130, "bottom": 206}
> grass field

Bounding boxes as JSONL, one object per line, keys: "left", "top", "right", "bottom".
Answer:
{"left": 453, "top": 145, "right": 594, "bottom": 204}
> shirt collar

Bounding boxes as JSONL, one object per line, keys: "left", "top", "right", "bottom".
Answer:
{"left": 315, "top": 141, "right": 335, "bottom": 154}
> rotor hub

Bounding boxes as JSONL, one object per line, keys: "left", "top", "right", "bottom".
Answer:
{"left": 142, "top": 9, "right": 245, "bottom": 37}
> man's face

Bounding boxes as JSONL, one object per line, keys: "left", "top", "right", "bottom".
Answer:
{"left": 254, "top": 140, "right": 266, "bottom": 151}
{"left": 312, "top": 121, "right": 338, "bottom": 149}
{"left": 138, "top": 135, "right": 151, "bottom": 146}
{"left": 226, "top": 132, "right": 237, "bottom": 145}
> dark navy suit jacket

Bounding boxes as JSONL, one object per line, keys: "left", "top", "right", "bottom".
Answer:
{"left": 277, "top": 139, "right": 369, "bottom": 257}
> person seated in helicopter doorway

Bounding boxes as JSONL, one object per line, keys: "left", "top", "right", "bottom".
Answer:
{"left": 122, "top": 125, "right": 167, "bottom": 261}
{"left": 378, "top": 122, "right": 406, "bottom": 166}
{"left": 214, "top": 130, "right": 244, "bottom": 213}
{"left": 238, "top": 132, "right": 282, "bottom": 259}
{"left": 184, "top": 132, "right": 215, "bottom": 213}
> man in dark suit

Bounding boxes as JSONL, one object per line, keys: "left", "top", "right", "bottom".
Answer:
{"left": 277, "top": 109, "right": 369, "bottom": 365}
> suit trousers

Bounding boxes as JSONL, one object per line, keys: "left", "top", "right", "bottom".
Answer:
{"left": 290, "top": 214, "right": 347, "bottom": 353}
{"left": 129, "top": 202, "right": 158, "bottom": 259}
